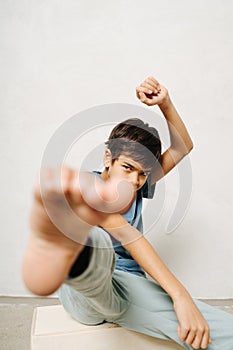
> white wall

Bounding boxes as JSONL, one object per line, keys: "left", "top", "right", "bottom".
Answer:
{"left": 1, "top": 0, "right": 233, "bottom": 297}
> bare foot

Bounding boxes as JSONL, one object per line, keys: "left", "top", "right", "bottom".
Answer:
{"left": 22, "top": 167, "right": 134, "bottom": 296}
{"left": 22, "top": 167, "right": 105, "bottom": 296}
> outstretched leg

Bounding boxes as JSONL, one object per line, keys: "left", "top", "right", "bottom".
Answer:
{"left": 111, "top": 270, "right": 233, "bottom": 350}
{"left": 57, "top": 226, "right": 233, "bottom": 349}
{"left": 22, "top": 167, "right": 108, "bottom": 296}
{"left": 58, "top": 227, "right": 130, "bottom": 325}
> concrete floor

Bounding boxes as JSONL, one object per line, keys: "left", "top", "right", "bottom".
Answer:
{"left": 1, "top": 297, "right": 233, "bottom": 350}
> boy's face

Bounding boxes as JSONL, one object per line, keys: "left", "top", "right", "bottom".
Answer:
{"left": 105, "top": 153, "right": 151, "bottom": 193}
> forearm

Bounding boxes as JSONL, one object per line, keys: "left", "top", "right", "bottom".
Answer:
{"left": 150, "top": 96, "right": 194, "bottom": 183}
{"left": 158, "top": 96, "right": 193, "bottom": 153}
{"left": 107, "top": 221, "right": 189, "bottom": 301}
{"left": 124, "top": 232, "right": 188, "bottom": 301}
{"left": 136, "top": 78, "right": 194, "bottom": 183}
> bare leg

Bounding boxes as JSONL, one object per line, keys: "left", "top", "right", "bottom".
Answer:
{"left": 22, "top": 233, "right": 84, "bottom": 296}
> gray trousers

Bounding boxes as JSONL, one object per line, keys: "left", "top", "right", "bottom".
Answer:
{"left": 58, "top": 227, "right": 233, "bottom": 349}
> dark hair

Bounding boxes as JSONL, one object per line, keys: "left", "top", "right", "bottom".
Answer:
{"left": 105, "top": 118, "right": 161, "bottom": 169}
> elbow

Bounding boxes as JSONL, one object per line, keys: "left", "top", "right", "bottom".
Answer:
{"left": 173, "top": 141, "right": 194, "bottom": 159}
{"left": 187, "top": 141, "right": 194, "bottom": 154}
{"left": 182, "top": 139, "right": 194, "bottom": 155}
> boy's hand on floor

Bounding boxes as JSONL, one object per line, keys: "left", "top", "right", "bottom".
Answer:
{"left": 173, "top": 293, "right": 212, "bottom": 349}
{"left": 136, "top": 76, "right": 169, "bottom": 107}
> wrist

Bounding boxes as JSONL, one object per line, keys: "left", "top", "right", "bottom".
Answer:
{"left": 171, "top": 287, "right": 191, "bottom": 303}
{"left": 158, "top": 94, "right": 173, "bottom": 111}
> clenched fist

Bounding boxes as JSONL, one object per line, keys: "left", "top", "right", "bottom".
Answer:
{"left": 136, "top": 76, "right": 169, "bottom": 107}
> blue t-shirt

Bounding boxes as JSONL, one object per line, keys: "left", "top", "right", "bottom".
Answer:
{"left": 93, "top": 171, "right": 155, "bottom": 277}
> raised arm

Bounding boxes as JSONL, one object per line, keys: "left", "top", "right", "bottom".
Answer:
{"left": 136, "top": 76, "right": 193, "bottom": 184}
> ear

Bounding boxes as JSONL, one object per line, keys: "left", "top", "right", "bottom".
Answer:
{"left": 103, "top": 149, "right": 112, "bottom": 168}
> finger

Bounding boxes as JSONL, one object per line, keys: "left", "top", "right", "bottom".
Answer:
{"left": 141, "top": 82, "right": 157, "bottom": 92}
{"left": 177, "top": 324, "right": 189, "bottom": 342}
{"left": 146, "top": 76, "right": 160, "bottom": 86}
{"left": 185, "top": 330, "right": 197, "bottom": 347}
{"left": 142, "top": 95, "right": 156, "bottom": 106}
{"left": 146, "top": 76, "right": 161, "bottom": 88}
{"left": 190, "top": 330, "right": 204, "bottom": 349}
{"left": 136, "top": 86, "right": 153, "bottom": 95}
{"left": 138, "top": 91, "right": 148, "bottom": 103}
{"left": 138, "top": 92, "right": 154, "bottom": 106}
{"left": 144, "top": 80, "right": 161, "bottom": 94}
{"left": 200, "top": 328, "right": 211, "bottom": 349}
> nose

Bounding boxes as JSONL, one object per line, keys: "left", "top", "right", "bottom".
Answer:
{"left": 130, "top": 172, "right": 140, "bottom": 188}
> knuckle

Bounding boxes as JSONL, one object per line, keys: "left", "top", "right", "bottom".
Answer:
{"left": 199, "top": 324, "right": 207, "bottom": 333}
{"left": 198, "top": 326, "right": 205, "bottom": 333}
{"left": 183, "top": 326, "right": 190, "bottom": 332}
{"left": 141, "top": 95, "right": 146, "bottom": 101}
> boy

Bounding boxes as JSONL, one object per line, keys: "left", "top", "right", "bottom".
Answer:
{"left": 22, "top": 77, "right": 233, "bottom": 349}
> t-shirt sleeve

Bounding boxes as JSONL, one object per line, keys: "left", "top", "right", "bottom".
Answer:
{"left": 141, "top": 174, "right": 156, "bottom": 199}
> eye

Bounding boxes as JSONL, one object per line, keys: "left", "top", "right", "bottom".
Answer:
{"left": 140, "top": 171, "right": 150, "bottom": 177}
{"left": 122, "top": 165, "right": 131, "bottom": 171}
